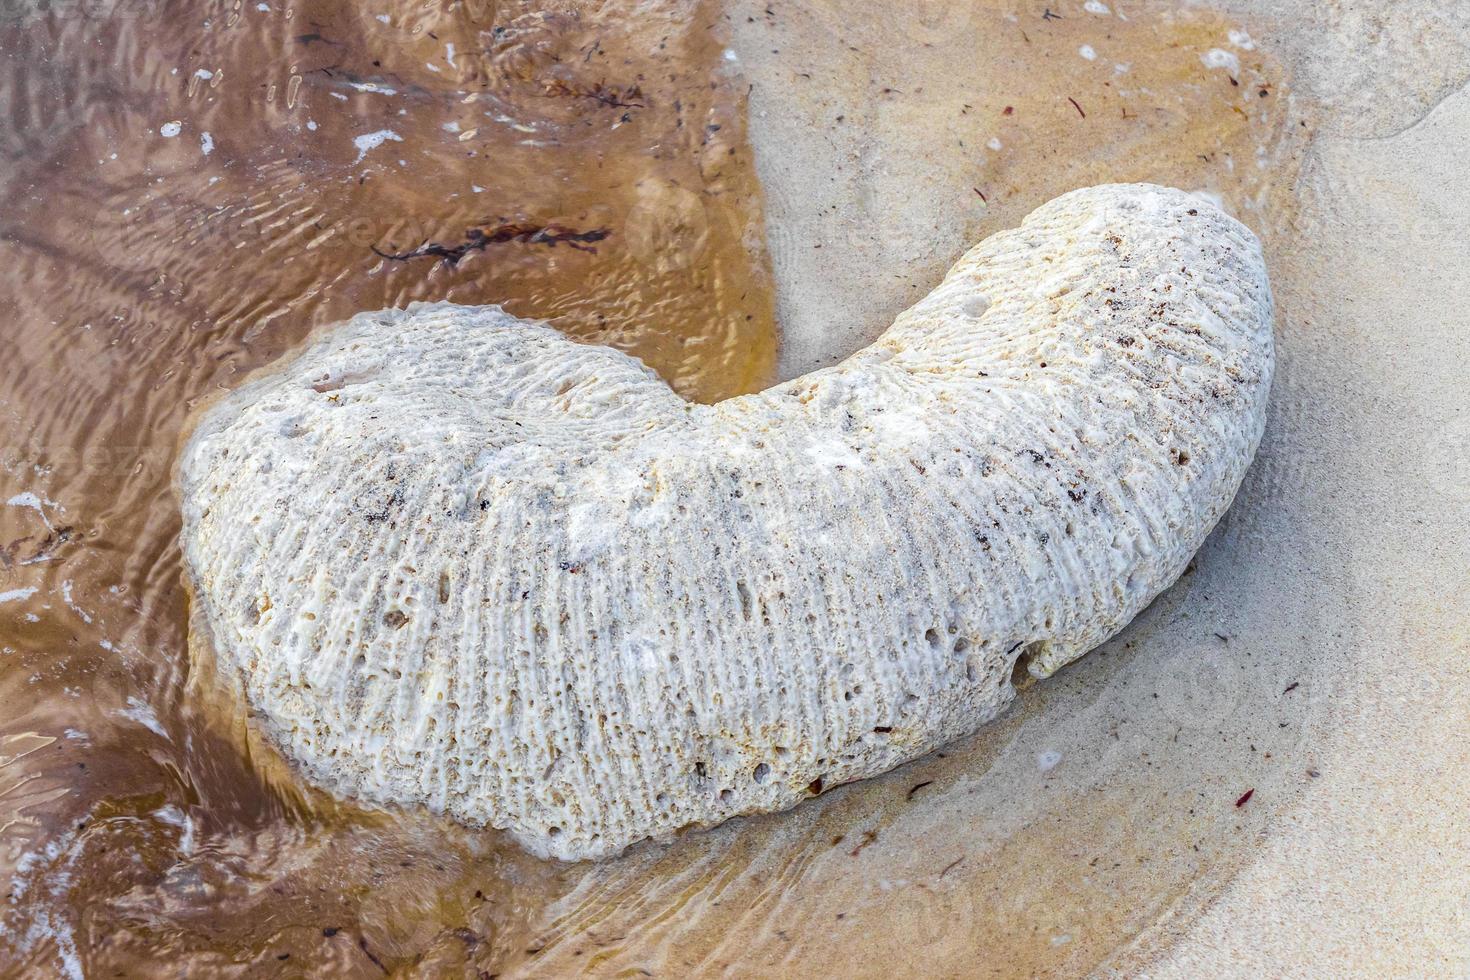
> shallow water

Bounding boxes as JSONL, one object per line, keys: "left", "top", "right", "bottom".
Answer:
{"left": 1, "top": 0, "right": 1306, "bottom": 976}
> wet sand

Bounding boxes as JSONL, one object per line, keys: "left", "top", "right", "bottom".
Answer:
{"left": 1143, "top": 1, "right": 1470, "bottom": 971}
{"left": 739, "top": 0, "right": 1470, "bottom": 974}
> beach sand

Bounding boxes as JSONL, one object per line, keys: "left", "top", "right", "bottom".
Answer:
{"left": 727, "top": 0, "right": 1470, "bottom": 972}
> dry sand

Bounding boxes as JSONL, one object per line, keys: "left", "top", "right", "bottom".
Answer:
{"left": 723, "top": 0, "right": 1470, "bottom": 973}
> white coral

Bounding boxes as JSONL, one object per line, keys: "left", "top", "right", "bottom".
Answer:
{"left": 178, "top": 184, "right": 1274, "bottom": 860}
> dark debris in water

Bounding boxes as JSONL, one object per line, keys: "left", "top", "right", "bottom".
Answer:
{"left": 1, "top": 524, "right": 73, "bottom": 567}
{"left": 544, "top": 77, "right": 646, "bottom": 110}
{"left": 373, "top": 224, "right": 611, "bottom": 265}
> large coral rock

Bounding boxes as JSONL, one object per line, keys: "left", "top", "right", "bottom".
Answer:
{"left": 178, "top": 184, "right": 1274, "bottom": 860}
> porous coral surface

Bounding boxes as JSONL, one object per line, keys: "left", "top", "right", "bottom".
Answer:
{"left": 178, "top": 184, "right": 1274, "bottom": 860}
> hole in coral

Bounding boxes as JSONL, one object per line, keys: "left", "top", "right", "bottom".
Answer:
{"left": 924, "top": 627, "right": 941, "bottom": 648}
{"left": 752, "top": 763, "right": 770, "bottom": 784}
{"left": 1010, "top": 641, "right": 1049, "bottom": 691}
